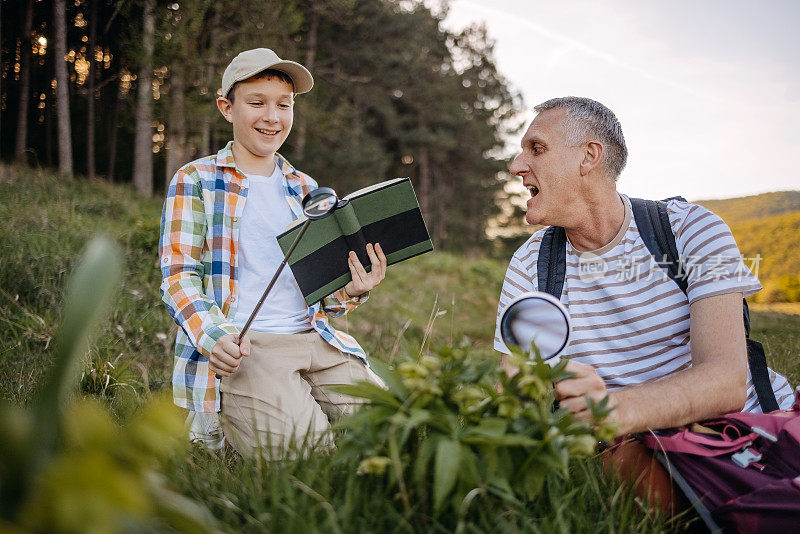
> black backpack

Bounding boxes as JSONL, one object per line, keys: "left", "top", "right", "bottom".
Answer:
{"left": 536, "top": 196, "right": 779, "bottom": 412}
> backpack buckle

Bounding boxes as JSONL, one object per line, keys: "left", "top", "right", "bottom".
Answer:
{"left": 751, "top": 426, "right": 778, "bottom": 442}
{"left": 731, "top": 447, "right": 762, "bottom": 468}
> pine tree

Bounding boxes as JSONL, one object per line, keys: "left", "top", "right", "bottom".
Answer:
{"left": 53, "top": 0, "right": 73, "bottom": 175}
{"left": 132, "top": 0, "right": 155, "bottom": 195}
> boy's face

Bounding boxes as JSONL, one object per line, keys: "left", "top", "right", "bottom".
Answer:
{"left": 217, "top": 76, "right": 294, "bottom": 167}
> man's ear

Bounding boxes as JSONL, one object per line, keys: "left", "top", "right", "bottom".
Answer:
{"left": 580, "top": 141, "right": 603, "bottom": 176}
{"left": 217, "top": 97, "right": 233, "bottom": 123}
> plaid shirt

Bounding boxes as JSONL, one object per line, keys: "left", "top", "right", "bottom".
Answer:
{"left": 159, "top": 142, "right": 367, "bottom": 412}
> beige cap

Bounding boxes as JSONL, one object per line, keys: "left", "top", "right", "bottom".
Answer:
{"left": 221, "top": 48, "right": 313, "bottom": 98}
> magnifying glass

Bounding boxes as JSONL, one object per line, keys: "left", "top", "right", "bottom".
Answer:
{"left": 215, "top": 187, "right": 339, "bottom": 380}
{"left": 499, "top": 292, "right": 572, "bottom": 367}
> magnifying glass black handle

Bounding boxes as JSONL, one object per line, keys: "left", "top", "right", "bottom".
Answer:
{"left": 214, "top": 219, "right": 313, "bottom": 381}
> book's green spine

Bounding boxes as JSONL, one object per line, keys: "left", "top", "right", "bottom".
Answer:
{"left": 332, "top": 202, "right": 360, "bottom": 235}
{"left": 333, "top": 202, "right": 370, "bottom": 267}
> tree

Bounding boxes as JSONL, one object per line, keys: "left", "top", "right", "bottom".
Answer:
{"left": 13, "top": 0, "right": 33, "bottom": 164}
{"left": 0, "top": 0, "right": 3, "bottom": 150}
{"left": 53, "top": 0, "right": 73, "bottom": 175}
{"left": 132, "top": 0, "right": 155, "bottom": 195}
{"left": 86, "top": 0, "right": 98, "bottom": 180}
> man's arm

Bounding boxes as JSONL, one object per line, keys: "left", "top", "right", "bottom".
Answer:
{"left": 556, "top": 292, "right": 748, "bottom": 435}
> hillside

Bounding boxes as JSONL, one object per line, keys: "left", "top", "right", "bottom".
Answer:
{"left": 697, "top": 191, "right": 800, "bottom": 303}
{"left": 697, "top": 190, "right": 800, "bottom": 223}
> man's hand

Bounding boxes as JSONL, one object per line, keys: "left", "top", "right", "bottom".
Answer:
{"left": 554, "top": 361, "right": 615, "bottom": 422}
{"left": 343, "top": 243, "right": 387, "bottom": 298}
{"left": 209, "top": 333, "right": 250, "bottom": 377}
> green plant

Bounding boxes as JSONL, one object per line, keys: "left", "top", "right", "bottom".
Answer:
{"left": 332, "top": 340, "right": 616, "bottom": 515}
{"left": 0, "top": 237, "right": 216, "bottom": 533}
{"left": 80, "top": 351, "right": 140, "bottom": 399}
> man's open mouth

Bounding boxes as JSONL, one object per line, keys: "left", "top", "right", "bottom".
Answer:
{"left": 255, "top": 128, "right": 280, "bottom": 136}
{"left": 527, "top": 185, "right": 539, "bottom": 197}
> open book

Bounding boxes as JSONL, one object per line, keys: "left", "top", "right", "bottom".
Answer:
{"left": 277, "top": 177, "right": 433, "bottom": 305}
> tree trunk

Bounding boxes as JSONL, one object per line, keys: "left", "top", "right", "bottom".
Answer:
{"left": 165, "top": 64, "right": 190, "bottom": 181}
{"left": 418, "top": 146, "right": 434, "bottom": 244}
{"left": 432, "top": 163, "right": 447, "bottom": 247}
{"left": 293, "top": 7, "right": 318, "bottom": 161}
{"left": 0, "top": 0, "right": 4, "bottom": 151}
{"left": 54, "top": 0, "right": 73, "bottom": 175}
{"left": 14, "top": 0, "right": 34, "bottom": 164}
{"left": 46, "top": 69, "right": 54, "bottom": 166}
{"left": 86, "top": 0, "right": 98, "bottom": 180}
{"left": 106, "top": 79, "right": 121, "bottom": 182}
{"left": 200, "top": 6, "right": 219, "bottom": 156}
{"left": 133, "top": 0, "right": 155, "bottom": 195}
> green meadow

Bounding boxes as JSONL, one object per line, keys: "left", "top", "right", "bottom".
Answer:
{"left": 1, "top": 164, "right": 798, "bottom": 532}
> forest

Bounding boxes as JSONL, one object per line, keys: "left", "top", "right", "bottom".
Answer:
{"left": 0, "top": 0, "right": 523, "bottom": 251}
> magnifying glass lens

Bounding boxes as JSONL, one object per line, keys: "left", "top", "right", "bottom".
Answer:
{"left": 500, "top": 293, "right": 571, "bottom": 362}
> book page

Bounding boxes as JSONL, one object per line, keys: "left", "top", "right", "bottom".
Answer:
{"left": 282, "top": 215, "right": 307, "bottom": 233}
{"left": 343, "top": 177, "right": 407, "bottom": 200}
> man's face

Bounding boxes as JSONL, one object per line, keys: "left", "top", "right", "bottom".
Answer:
{"left": 509, "top": 108, "right": 585, "bottom": 226}
{"left": 217, "top": 76, "right": 294, "bottom": 166}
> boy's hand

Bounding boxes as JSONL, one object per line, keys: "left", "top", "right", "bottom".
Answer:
{"left": 344, "top": 243, "right": 387, "bottom": 298}
{"left": 210, "top": 333, "right": 251, "bottom": 377}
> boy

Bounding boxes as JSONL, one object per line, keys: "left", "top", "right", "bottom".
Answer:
{"left": 159, "top": 48, "right": 386, "bottom": 456}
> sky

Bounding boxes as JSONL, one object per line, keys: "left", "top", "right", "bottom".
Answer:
{"left": 442, "top": 0, "right": 800, "bottom": 201}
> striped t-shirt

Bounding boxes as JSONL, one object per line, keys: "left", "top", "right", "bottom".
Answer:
{"left": 494, "top": 195, "right": 795, "bottom": 413}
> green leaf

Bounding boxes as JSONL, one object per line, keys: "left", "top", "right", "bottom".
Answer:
{"left": 329, "top": 383, "right": 401, "bottom": 408}
{"left": 147, "top": 472, "right": 219, "bottom": 533}
{"left": 33, "top": 238, "right": 122, "bottom": 477}
{"left": 413, "top": 434, "right": 439, "bottom": 487}
{"left": 457, "top": 446, "right": 481, "bottom": 489}
{"left": 471, "top": 417, "right": 508, "bottom": 437}
{"left": 367, "top": 358, "right": 410, "bottom": 397}
{"left": 460, "top": 434, "right": 539, "bottom": 447}
{"left": 433, "top": 438, "right": 461, "bottom": 510}
{"left": 393, "top": 409, "right": 433, "bottom": 446}
{"left": 519, "top": 463, "right": 546, "bottom": 500}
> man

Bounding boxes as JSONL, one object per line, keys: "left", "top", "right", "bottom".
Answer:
{"left": 159, "top": 48, "right": 386, "bottom": 456}
{"left": 494, "top": 96, "right": 794, "bottom": 507}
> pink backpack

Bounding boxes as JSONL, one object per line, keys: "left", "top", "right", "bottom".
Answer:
{"left": 639, "top": 391, "right": 800, "bottom": 533}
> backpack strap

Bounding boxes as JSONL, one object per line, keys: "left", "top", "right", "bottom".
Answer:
{"left": 537, "top": 226, "right": 567, "bottom": 299}
{"left": 538, "top": 227, "right": 567, "bottom": 412}
{"left": 741, "top": 297, "right": 779, "bottom": 412}
{"left": 632, "top": 196, "right": 780, "bottom": 413}
{"left": 747, "top": 339, "right": 780, "bottom": 413}
{"left": 629, "top": 197, "right": 688, "bottom": 294}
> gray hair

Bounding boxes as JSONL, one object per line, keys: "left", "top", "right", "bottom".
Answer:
{"left": 534, "top": 96, "right": 628, "bottom": 181}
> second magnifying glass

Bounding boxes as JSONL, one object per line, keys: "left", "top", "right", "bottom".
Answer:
{"left": 499, "top": 292, "right": 572, "bottom": 367}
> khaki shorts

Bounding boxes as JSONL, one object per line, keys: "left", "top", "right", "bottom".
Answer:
{"left": 219, "top": 330, "right": 383, "bottom": 457}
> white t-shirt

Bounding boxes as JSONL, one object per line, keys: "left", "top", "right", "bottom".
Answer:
{"left": 494, "top": 195, "right": 795, "bottom": 413}
{"left": 231, "top": 165, "right": 312, "bottom": 333}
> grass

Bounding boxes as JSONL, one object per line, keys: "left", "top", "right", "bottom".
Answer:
{"left": 162, "top": 444, "right": 681, "bottom": 533}
{"left": 750, "top": 310, "right": 800, "bottom": 388}
{"left": 1, "top": 162, "right": 797, "bottom": 532}
{"left": 0, "top": 164, "right": 172, "bottom": 415}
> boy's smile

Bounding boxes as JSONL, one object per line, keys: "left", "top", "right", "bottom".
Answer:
{"left": 217, "top": 75, "right": 294, "bottom": 175}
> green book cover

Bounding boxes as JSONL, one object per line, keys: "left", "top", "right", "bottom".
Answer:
{"left": 277, "top": 178, "right": 434, "bottom": 305}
